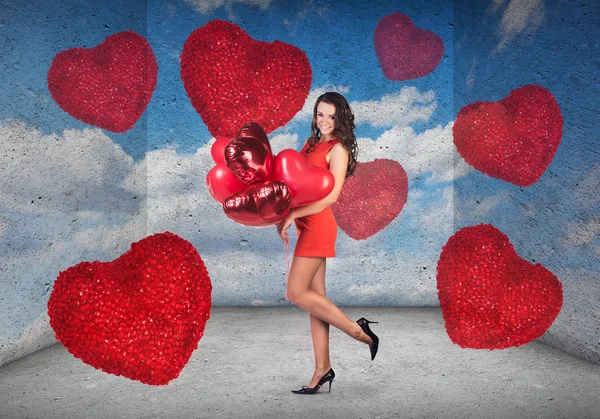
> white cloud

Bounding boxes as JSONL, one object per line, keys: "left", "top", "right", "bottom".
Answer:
{"left": 352, "top": 87, "right": 436, "bottom": 127}
{"left": 466, "top": 57, "right": 477, "bottom": 87}
{"left": 73, "top": 215, "right": 147, "bottom": 253}
{"left": 269, "top": 133, "right": 300, "bottom": 154}
{"left": 561, "top": 218, "right": 600, "bottom": 246}
{"left": 355, "top": 121, "right": 471, "bottom": 183}
{"left": 287, "top": 86, "right": 471, "bottom": 183}
{"left": 292, "top": 84, "right": 350, "bottom": 122}
{"left": 494, "top": 0, "right": 546, "bottom": 51}
{"left": 185, "top": 0, "right": 273, "bottom": 15}
{"left": 418, "top": 186, "right": 454, "bottom": 236}
{"left": 455, "top": 190, "right": 512, "bottom": 224}
{"left": 0, "top": 121, "right": 146, "bottom": 350}
{"left": 0, "top": 121, "right": 141, "bottom": 217}
{"left": 554, "top": 164, "right": 600, "bottom": 256}
{"left": 330, "top": 243, "right": 441, "bottom": 305}
{"left": 292, "top": 85, "right": 436, "bottom": 129}
{"left": 570, "top": 165, "right": 600, "bottom": 208}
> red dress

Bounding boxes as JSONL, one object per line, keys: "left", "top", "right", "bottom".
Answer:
{"left": 293, "top": 139, "right": 341, "bottom": 258}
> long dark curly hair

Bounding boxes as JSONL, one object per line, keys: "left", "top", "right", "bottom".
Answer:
{"left": 308, "top": 92, "right": 359, "bottom": 178}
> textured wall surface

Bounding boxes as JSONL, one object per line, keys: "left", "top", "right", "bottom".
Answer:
{"left": 454, "top": 0, "right": 600, "bottom": 363}
{"left": 0, "top": 0, "right": 149, "bottom": 365}
{"left": 0, "top": 0, "right": 598, "bottom": 368}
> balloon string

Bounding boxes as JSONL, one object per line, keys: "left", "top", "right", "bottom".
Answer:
{"left": 283, "top": 232, "right": 311, "bottom": 354}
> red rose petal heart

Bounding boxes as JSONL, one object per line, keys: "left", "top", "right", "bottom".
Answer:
{"left": 47, "top": 31, "right": 158, "bottom": 133}
{"left": 374, "top": 12, "right": 444, "bottom": 80}
{"left": 225, "top": 122, "right": 274, "bottom": 185}
{"left": 436, "top": 224, "right": 563, "bottom": 349}
{"left": 453, "top": 84, "right": 563, "bottom": 186}
{"left": 180, "top": 20, "right": 312, "bottom": 138}
{"left": 47, "top": 232, "right": 212, "bottom": 385}
{"left": 223, "top": 180, "right": 292, "bottom": 227}
{"left": 332, "top": 159, "right": 408, "bottom": 240}
{"left": 273, "top": 149, "right": 335, "bottom": 207}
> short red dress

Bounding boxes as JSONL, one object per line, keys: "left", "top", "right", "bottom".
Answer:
{"left": 293, "top": 139, "right": 341, "bottom": 258}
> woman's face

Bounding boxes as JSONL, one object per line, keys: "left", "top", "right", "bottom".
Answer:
{"left": 316, "top": 101, "right": 336, "bottom": 139}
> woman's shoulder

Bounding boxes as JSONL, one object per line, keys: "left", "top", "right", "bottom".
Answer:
{"left": 329, "top": 138, "right": 346, "bottom": 150}
{"left": 326, "top": 140, "right": 348, "bottom": 163}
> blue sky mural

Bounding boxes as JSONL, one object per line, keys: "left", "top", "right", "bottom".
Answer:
{"left": 0, "top": 0, "right": 598, "bottom": 351}
{"left": 454, "top": 0, "right": 600, "bottom": 271}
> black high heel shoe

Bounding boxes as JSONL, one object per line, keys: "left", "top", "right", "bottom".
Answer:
{"left": 291, "top": 368, "right": 335, "bottom": 394}
{"left": 356, "top": 318, "right": 379, "bottom": 361}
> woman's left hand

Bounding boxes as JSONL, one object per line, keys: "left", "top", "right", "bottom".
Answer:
{"left": 276, "top": 212, "right": 295, "bottom": 242}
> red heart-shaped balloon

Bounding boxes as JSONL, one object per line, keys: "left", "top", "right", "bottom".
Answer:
{"left": 273, "top": 149, "right": 335, "bottom": 207}
{"left": 225, "top": 122, "right": 274, "bottom": 185}
{"left": 374, "top": 12, "right": 444, "bottom": 81}
{"left": 47, "top": 31, "right": 158, "bottom": 133}
{"left": 47, "top": 232, "right": 212, "bottom": 385}
{"left": 206, "top": 162, "right": 248, "bottom": 204}
{"left": 223, "top": 180, "right": 291, "bottom": 227}
{"left": 453, "top": 84, "right": 563, "bottom": 186}
{"left": 211, "top": 137, "right": 232, "bottom": 165}
{"left": 436, "top": 224, "right": 563, "bottom": 349}
{"left": 180, "top": 20, "right": 312, "bottom": 138}
{"left": 332, "top": 159, "right": 408, "bottom": 240}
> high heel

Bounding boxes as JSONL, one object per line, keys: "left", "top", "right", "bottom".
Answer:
{"left": 291, "top": 368, "right": 335, "bottom": 394}
{"left": 356, "top": 318, "right": 379, "bottom": 361}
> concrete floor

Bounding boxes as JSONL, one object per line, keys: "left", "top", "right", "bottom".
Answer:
{"left": 1, "top": 307, "right": 599, "bottom": 419}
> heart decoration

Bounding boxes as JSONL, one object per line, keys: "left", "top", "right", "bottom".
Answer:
{"left": 47, "top": 232, "right": 212, "bottom": 385}
{"left": 273, "top": 149, "right": 335, "bottom": 207}
{"left": 332, "top": 159, "right": 408, "bottom": 240}
{"left": 211, "top": 137, "right": 232, "bottom": 165}
{"left": 208, "top": 122, "right": 334, "bottom": 227}
{"left": 453, "top": 84, "right": 563, "bottom": 186}
{"left": 436, "top": 224, "right": 563, "bottom": 349}
{"left": 47, "top": 31, "right": 158, "bottom": 133}
{"left": 225, "top": 122, "right": 274, "bottom": 185}
{"left": 180, "top": 19, "right": 312, "bottom": 138}
{"left": 223, "top": 180, "right": 292, "bottom": 227}
{"left": 206, "top": 163, "right": 248, "bottom": 204}
{"left": 374, "top": 12, "right": 444, "bottom": 81}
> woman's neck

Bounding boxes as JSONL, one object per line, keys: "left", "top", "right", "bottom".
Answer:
{"left": 320, "top": 133, "right": 334, "bottom": 142}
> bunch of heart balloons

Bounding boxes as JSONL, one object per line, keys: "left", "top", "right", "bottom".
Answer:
{"left": 206, "top": 122, "right": 335, "bottom": 227}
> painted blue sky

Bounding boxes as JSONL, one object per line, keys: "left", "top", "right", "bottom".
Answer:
{"left": 453, "top": 0, "right": 600, "bottom": 271}
{"left": 0, "top": 0, "right": 454, "bottom": 157}
{"left": 1, "top": 0, "right": 599, "bottom": 339}
{"left": 146, "top": 0, "right": 453, "bottom": 153}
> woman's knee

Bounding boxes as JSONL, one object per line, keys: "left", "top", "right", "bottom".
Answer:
{"left": 286, "top": 287, "right": 304, "bottom": 305}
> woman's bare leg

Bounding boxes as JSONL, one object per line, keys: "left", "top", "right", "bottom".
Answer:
{"left": 306, "top": 258, "right": 331, "bottom": 387}
{"left": 286, "top": 256, "right": 372, "bottom": 345}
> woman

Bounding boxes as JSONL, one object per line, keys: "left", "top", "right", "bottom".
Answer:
{"left": 276, "top": 92, "right": 379, "bottom": 395}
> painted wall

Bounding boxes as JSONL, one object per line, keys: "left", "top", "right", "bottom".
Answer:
{"left": 453, "top": 0, "right": 599, "bottom": 363}
{"left": 0, "top": 0, "right": 149, "bottom": 365}
{"left": 1, "top": 0, "right": 598, "bottom": 367}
